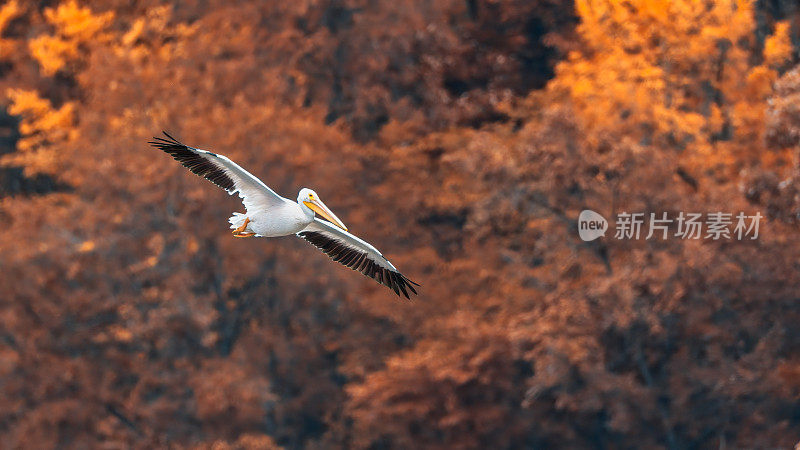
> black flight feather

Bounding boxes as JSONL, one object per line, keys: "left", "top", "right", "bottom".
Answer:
{"left": 149, "top": 131, "right": 236, "bottom": 192}
{"left": 297, "top": 231, "right": 418, "bottom": 299}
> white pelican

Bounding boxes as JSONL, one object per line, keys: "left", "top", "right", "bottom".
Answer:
{"left": 149, "top": 132, "right": 418, "bottom": 298}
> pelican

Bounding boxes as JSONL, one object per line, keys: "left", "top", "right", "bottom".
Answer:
{"left": 149, "top": 132, "right": 418, "bottom": 298}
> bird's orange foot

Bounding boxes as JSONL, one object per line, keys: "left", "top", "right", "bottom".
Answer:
{"left": 232, "top": 217, "right": 253, "bottom": 237}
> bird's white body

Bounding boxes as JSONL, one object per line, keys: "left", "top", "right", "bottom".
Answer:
{"left": 150, "top": 132, "right": 418, "bottom": 298}
{"left": 229, "top": 199, "right": 312, "bottom": 237}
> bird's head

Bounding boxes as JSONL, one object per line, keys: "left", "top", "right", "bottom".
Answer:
{"left": 298, "top": 188, "right": 348, "bottom": 231}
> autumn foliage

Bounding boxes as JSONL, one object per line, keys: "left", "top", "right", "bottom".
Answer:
{"left": 1, "top": 1, "right": 799, "bottom": 448}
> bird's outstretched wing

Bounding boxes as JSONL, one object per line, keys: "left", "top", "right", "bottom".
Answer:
{"left": 297, "top": 218, "right": 419, "bottom": 299}
{"left": 149, "top": 131, "right": 286, "bottom": 211}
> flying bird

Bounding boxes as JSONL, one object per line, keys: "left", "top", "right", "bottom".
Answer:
{"left": 149, "top": 132, "right": 418, "bottom": 298}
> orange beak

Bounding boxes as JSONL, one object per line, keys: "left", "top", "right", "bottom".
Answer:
{"left": 304, "top": 198, "right": 348, "bottom": 231}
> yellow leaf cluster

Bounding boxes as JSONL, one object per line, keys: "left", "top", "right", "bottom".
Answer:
{"left": 764, "top": 21, "right": 793, "bottom": 68}
{"left": 2, "top": 89, "right": 76, "bottom": 175}
{"left": 115, "top": 6, "right": 198, "bottom": 63}
{"left": 0, "top": 0, "right": 21, "bottom": 59}
{"left": 43, "top": 0, "right": 114, "bottom": 41}
{"left": 28, "top": 0, "right": 114, "bottom": 75}
{"left": 0, "top": 0, "right": 20, "bottom": 33}
{"left": 552, "top": 0, "right": 791, "bottom": 169}
{"left": 29, "top": 35, "right": 78, "bottom": 75}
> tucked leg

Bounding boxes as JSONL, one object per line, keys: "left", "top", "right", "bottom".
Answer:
{"left": 232, "top": 217, "right": 252, "bottom": 237}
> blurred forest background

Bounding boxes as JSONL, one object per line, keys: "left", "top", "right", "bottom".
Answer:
{"left": 1, "top": 0, "right": 800, "bottom": 448}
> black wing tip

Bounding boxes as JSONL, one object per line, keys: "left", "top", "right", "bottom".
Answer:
{"left": 403, "top": 275, "right": 420, "bottom": 287}
{"left": 378, "top": 269, "right": 417, "bottom": 298}
{"left": 387, "top": 272, "right": 418, "bottom": 299}
{"left": 387, "top": 271, "right": 412, "bottom": 299}
{"left": 376, "top": 269, "right": 419, "bottom": 300}
{"left": 148, "top": 131, "right": 184, "bottom": 148}
{"left": 149, "top": 131, "right": 236, "bottom": 192}
{"left": 297, "top": 231, "right": 419, "bottom": 300}
{"left": 161, "top": 130, "right": 178, "bottom": 141}
{"left": 401, "top": 274, "right": 419, "bottom": 294}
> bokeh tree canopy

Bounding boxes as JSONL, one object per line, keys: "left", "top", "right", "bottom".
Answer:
{"left": 1, "top": 0, "right": 799, "bottom": 448}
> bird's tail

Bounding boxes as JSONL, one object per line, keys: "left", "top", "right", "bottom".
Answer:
{"left": 228, "top": 212, "right": 249, "bottom": 230}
